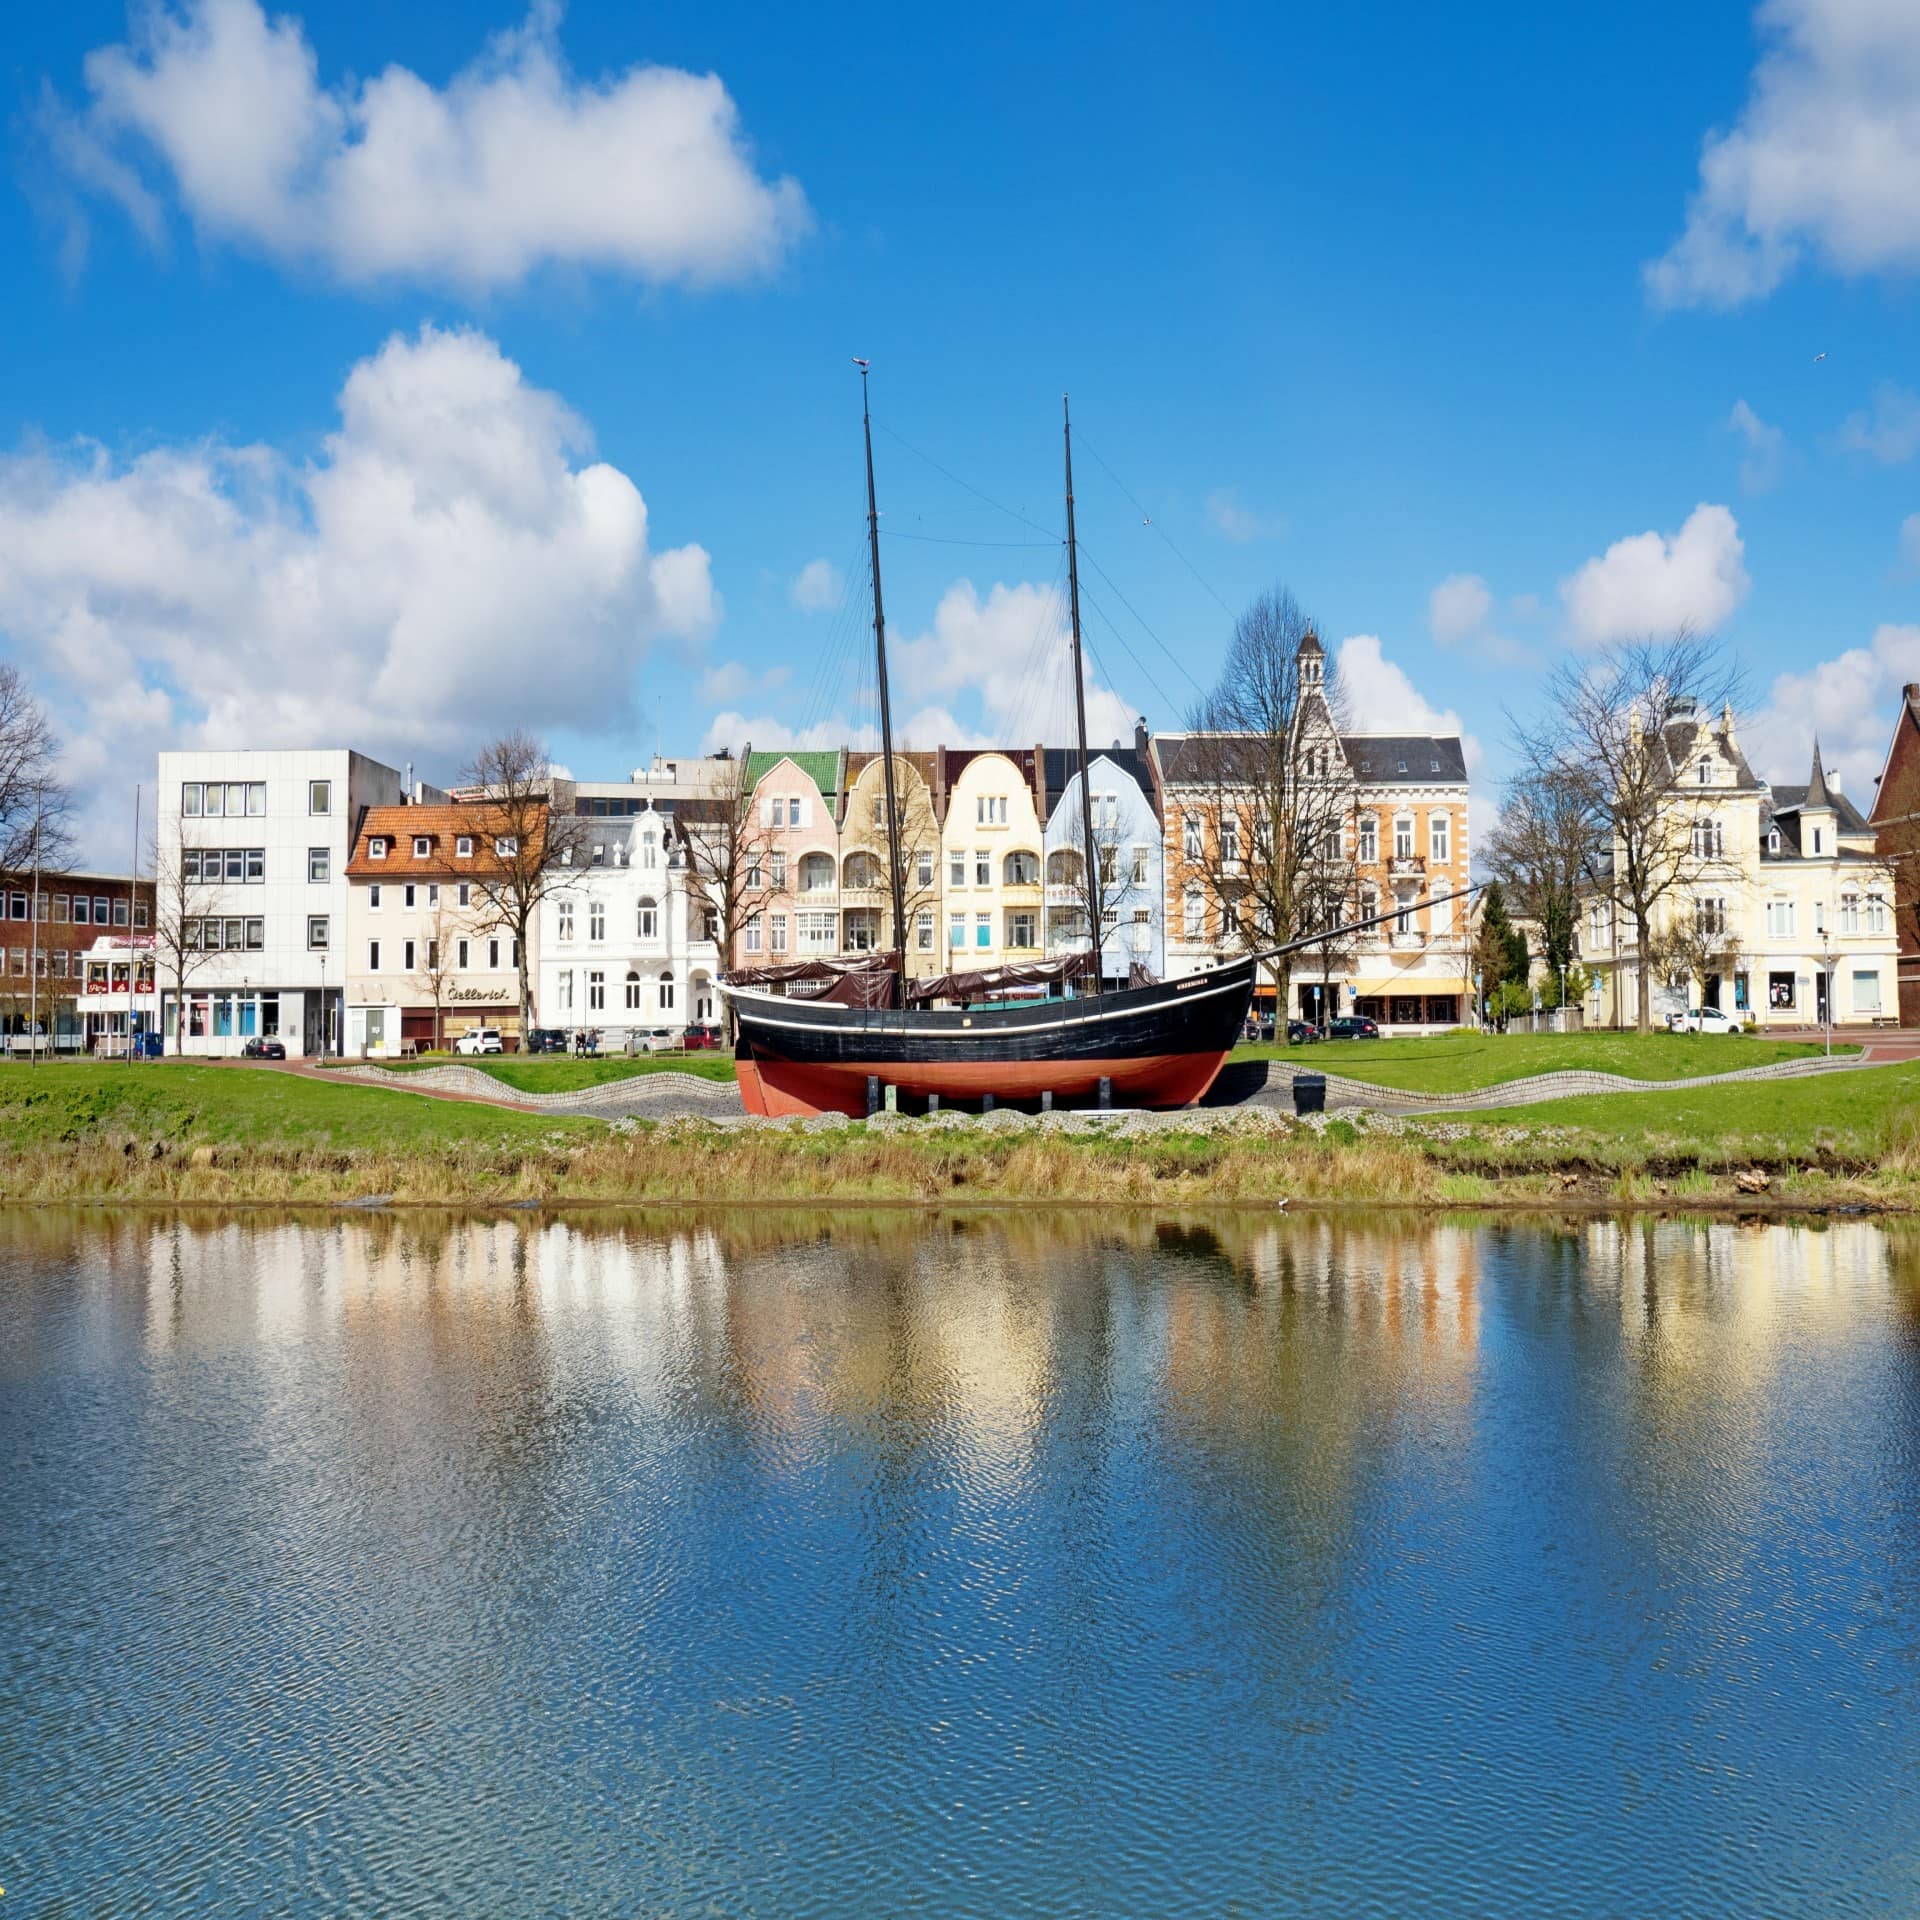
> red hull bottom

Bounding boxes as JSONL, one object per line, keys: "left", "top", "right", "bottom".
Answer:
{"left": 736, "top": 1050, "right": 1233, "bottom": 1118}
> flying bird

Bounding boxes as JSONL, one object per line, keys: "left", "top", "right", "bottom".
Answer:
{"left": 1813, "top": 351, "right": 1828, "bottom": 363}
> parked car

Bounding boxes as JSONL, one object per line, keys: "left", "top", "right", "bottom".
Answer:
{"left": 682, "top": 1024, "right": 724, "bottom": 1051}
{"left": 240, "top": 1037, "right": 286, "bottom": 1060}
{"left": 454, "top": 1028, "right": 504, "bottom": 1056}
{"left": 632, "top": 1027, "right": 682, "bottom": 1055}
{"left": 1325, "top": 1015, "right": 1380, "bottom": 1040}
{"left": 524, "top": 1027, "right": 569, "bottom": 1054}
{"left": 1671, "top": 1006, "right": 1743, "bottom": 1035}
{"left": 1285, "top": 1020, "right": 1322, "bottom": 1045}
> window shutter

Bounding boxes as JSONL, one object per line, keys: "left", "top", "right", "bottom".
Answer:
{"left": 799, "top": 795, "right": 812, "bottom": 829}
{"left": 762, "top": 797, "right": 775, "bottom": 828}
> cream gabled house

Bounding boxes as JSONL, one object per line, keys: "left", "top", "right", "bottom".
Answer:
{"left": 1577, "top": 703, "right": 1897, "bottom": 1028}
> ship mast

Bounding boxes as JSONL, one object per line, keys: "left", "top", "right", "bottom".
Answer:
{"left": 1063, "top": 394, "right": 1103, "bottom": 995}
{"left": 857, "top": 360, "right": 909, "bottom": 979}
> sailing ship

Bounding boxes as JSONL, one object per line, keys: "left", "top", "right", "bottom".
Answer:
{"left": 723, "top": 370, "right": 1457, "bottom": 1118}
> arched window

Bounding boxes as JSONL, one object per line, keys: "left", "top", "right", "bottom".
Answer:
{"left": 658, "top": 971, "right": 675, "bottom": 1011}
{"left": 1048, "top": 848, "right": 1082, "bottom": 886}
{"left": 1392, "top": 814, "right": 1414, "bottom": 860}
{"left": 844, "top": 850, "right": 881, "bottom": 891}
{"left": 637, "top": 896, "right": 659, "bottom": 940}
{"left": 1004, "top": 849, "right": 1039, "bottom": 886}
{"left": 1768, "top": 827, "right": 1781, "bottom": 854}
{"left": 641, "top": 831, "right": 658, "bottom": 870}
{"left": 1691, "top": 817, "right": 1723, "bottom": 858}
{"left": 799, "top": 851, "right": 834, "bottom": 893}
{"left": 624, "top": 969, "right": 642, "bottom": 1010}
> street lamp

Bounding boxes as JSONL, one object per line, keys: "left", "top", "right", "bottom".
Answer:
{"left": 1816, "top": 926, "right": 1836, "bottom": 1058}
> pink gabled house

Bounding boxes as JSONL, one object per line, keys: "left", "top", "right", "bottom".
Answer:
{"left": 737, "top": 750, "right": 845, "bottom": 967}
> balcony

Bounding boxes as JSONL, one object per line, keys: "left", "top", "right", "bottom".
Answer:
{"left": 1387, "top": 855, "right": 1426, "bottom": 882}
{"left": 1389, "top": 929, "right": 1425, "bottom": 951}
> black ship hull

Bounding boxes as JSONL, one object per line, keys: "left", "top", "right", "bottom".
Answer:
{"left": 726, "top": 957, "right": 1257, "bottom": 1115}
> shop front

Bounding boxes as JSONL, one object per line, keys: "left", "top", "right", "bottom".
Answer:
{"left": 1348, "top": 976, "right": 1467, "bottom": 1033}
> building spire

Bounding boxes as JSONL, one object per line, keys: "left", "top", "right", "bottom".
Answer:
{"left": 1805, "top": 737, "right": 1833, "bottom": 809}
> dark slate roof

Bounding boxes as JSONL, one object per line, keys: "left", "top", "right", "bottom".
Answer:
{"left": 1654, "top": 717, "right": 1766, "bottom": 792}
{"left": 1341, "top": 735, "right": 1469, "bottom": 784}
{"left": 1154, "top": 730, "right": 1466, "bottom": 786}
{"left": 1041, "top": 744, "right": 1155, "bottom": 807}
{"left": 1766, "top": 784, "right": 1870, "bottom": 834}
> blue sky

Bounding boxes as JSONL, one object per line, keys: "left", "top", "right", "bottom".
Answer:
{"left": 3, "top": 0, "right": 1918, "bottom": 860}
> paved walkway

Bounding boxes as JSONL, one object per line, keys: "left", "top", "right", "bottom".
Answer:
{"left": 280, "top": 1038, "right": 1914, "bottom": 1125}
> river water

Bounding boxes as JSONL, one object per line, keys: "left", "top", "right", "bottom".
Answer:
{"left": 4, "top": 1209, "right": 1919, "bottom": 1917}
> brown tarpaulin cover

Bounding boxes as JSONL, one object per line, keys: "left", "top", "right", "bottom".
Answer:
{"left": 724, "top": 953, "right": 901, "bottom": 1008}
{"left": 907, "top": 952, "right": 1098, "bottom": 1004}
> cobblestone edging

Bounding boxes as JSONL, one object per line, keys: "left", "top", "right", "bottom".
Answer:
{"left": 1226, "top": 1050, "right": 1877, "bottom": 1115}
{"left": 334, "top": 1047, "right": 1879, "bottom": 1126}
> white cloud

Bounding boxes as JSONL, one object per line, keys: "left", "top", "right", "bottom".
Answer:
{"left": 48, "top": 0, "right": 809, "bottom": 291}
{"left": 1645, "top": 0, "right": 1920, "bottom": 308}
{"left": 1336, "top": 634, "right": 1483, "bottom": 774}
{"left": 1558, "top": 503, "right": 1750, "bottom": 647}
{"left": 1744, "top": 622, "right": 1920, "bottom": 795}
{"left": 790, "top": 557, "right": 843, "bottom": 613}
{"left": 699, "top": 576, "right": 1143, "bottom": 760}
{"left": 1839, "top": 383, "right": 1920, "bottom": 463}
{"left": 1428, "top": 573, "right": 1493, "bottom": 645}
{"left": 698, "top": 660, "right": 788, "bottom": 706}
{"left": 1728, "top": 398, "right": 1787, "bottom": 491}
{"left": 1425, "top": 570, "right": 1535, "bottom": 667}
{"left": 1205, "top": 488, "right": 1286, "bottom": 543}
{"left": 1, "top": 323, "right": 717, "bottom": 860}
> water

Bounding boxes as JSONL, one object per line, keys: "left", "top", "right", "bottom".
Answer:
{"left": 4, "top": 1209, "right": 1920, "bottom": 1918}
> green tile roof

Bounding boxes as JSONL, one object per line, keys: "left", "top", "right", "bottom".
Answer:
{"left": 744, "top": 749, "right": 839, "bottom": 797}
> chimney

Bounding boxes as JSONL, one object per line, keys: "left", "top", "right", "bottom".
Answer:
{"left": 1906, "top": 682, "right": 1920, "bottom": 704}
{"left": 1035, "top": 743, "right": 1049, "bottom": 823}
{"left": 1830, "top": 767, "right": 1843, "bottom": 795}
{"left": 1135, "top": 717, "right": 1149, "bottom": 759}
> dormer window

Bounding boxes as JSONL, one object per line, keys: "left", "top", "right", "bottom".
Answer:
{"left": 1396, "top": 759, "right": 1408, "bottom": 774}
{"left": 1813, "top": 827, "right": 1823, "bottom": 855}
{"left": 369, "top": 837, "right": 388, "bottom": 859}
{"left": 1358, "top": 759, "right": 1371, "bottom": 775}
{"left": 1430, "top": 758, "right": 1440, "bottom": 773}
{"left": 456, "top": 836, "right": 473, "bottom": 858}
{"left": 1698, "top": 758, "right": 1711, "bottom": 784}
{"left": 1768, "top": 828, "right": 1781, "bottom": 854}
{"left": 412, "top": 835, "right": 431, "bottom": 858}
{"left": 496, "top": 836, "right": 518, "bottom": 857}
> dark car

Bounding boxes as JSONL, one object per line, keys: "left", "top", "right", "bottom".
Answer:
{"left": 524, "top": 1027, "right": 569, "bottom": 1054}
{"left": 1325, "top": 1016, "right": 1379, "bottom": 1040}
{"left": 1285, "top": 1019, "right": 1322, "bottom": 1045}
{"left": 682, "top": 1024, "right": 724, "bottom": 1051}
{"left": 241, "top": 1037, "right": 286, "bottom": 1060}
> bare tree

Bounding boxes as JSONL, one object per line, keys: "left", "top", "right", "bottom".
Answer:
{"left": 0, "top": 665, "right": 74, "bottom": 880}
{"left": 1514, "top": 633, "right": 1740, "bottom": 1033}
{"left": 840, "top": 756, "right": 942, "bottom": 969}
{"left": 1646, "top": 913, "right": 1747, "bottom": 1022}
{"left": 1185, "top": 589, "right": 1354, "bottom": 1020}
{"left": 459, "top": 731, "right": 589, "bottom": 1036}
{"left": 1047, "top": 784, "right": 1150, "bottom": 974}
{"left": 1483, "top": 764, "right": 1605, "bottom": 995}
{"left": 149, "top": 826, "right": 216, "bottom": 1055}
{"left": 414, "top": 890, "right": 459, "bottom": 1053}
{"left": 679, "top": 781, "right": 777, "bottom": 1040}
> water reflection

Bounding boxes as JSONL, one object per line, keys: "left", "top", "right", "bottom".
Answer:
{"left": 3, "top": 1208, "right": 1919, "bottom": 1917}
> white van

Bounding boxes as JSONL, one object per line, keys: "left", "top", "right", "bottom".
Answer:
{"left": 453, "top": 1028, "right": 505, "bottom": 1056}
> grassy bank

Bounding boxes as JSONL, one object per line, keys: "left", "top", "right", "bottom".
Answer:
{"left": 1, "top": 1059, "right": 1917, "bottom": 1211}
{"left": 1236, "top": 1029, "right": 1853, "bottom": 1091}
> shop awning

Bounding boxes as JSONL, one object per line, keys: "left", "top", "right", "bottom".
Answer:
{"left": 1347, "top": 977, "right": 1470, "bottom": 998}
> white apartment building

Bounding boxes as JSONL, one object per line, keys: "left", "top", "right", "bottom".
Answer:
{"left": 156, "top": 749, "right": 419, "bottom": 1056}
{"left": 536, "top": 760, "right": 732, "bottom": 1042}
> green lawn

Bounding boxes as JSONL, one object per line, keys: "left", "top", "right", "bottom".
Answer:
{"left": 1231, "top": 1029, "right": 1853, "bottom": 1093}
{"left": 0, "top": 1061, "right": 600, "bottom": 1150}
{"left": 366, "top": 1053, "right": 738, "bottom": 1090}
{"left": 1441, "top": 1059, "right": 1920, "bottom": 1168}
